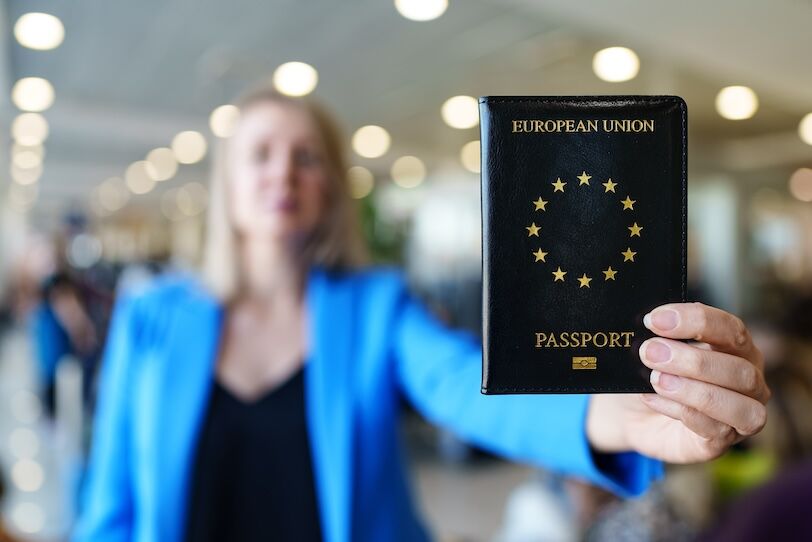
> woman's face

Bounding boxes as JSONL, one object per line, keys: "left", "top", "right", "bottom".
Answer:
{"left": 227, "top": 101, "right": 330, "bottom": 243}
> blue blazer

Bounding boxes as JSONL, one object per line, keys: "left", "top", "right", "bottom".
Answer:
{"left": 74, "top": 266, "right": 662, "bottom": 542}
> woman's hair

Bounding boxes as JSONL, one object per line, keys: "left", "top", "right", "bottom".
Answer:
{"left": 201, "top": 84, "right": 369, "bottom": 300}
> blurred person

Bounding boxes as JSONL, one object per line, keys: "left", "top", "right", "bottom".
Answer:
{"left": 30, "top": 271, "right": 100, "bottom": 418}
{"left": 74, "top": 85, "right": 770, "bottom": 542}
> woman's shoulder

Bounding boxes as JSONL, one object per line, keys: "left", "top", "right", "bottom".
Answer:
{"left": 115, "top": 269, "right": 215, "bottom": 314}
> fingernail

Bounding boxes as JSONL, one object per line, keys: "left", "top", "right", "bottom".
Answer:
{"left": 643, "top": 340, "right": 671, "bottom": 363}
{"left": 651, "top": 370, "right": 681, "bottom": 391}
{"left": 650, "top": 309, "right": 679, "bottom": 331}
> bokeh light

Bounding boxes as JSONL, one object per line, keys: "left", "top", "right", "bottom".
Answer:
{"left": 146, "top": 147, "right": 178, "bottom": 181}
{"left": 14, "top": 12, "right": 64, "bottom": 50}
{"left": 273, "top": 61, "right": 319, "bottom": 97}
{"left": 352, "top": 125, "right": 391, "bottom": 158}
{"left": 716, "top": 86, "right": 759, "bottom": 120}
{"left": 391, "top": 156, "right": 426, "bottom": 188}
{"left": 460, "top": 140, "right": 480, "bottom": 173}
{"left": 126, "top": 161, "right": 156, "bottom": 194}
{"left": 12, "top": 113, "right": 49, "bottom": 146}
{"left": 789, "top": 168, "right": 812, "bottom": 202}
{"left": 171, "top": 131, "right": 208, "bottom": 164}
{"left": 210, "top": 104, "right": 241, "bottom": 138}
{"left": 592, "top": 47, "right": 640, "bottom": 82}
{"left": 348, "top": 166, "right": 374, "bottom": 199}
{"left": 394, "top": 0, "right": 448, "bottom": 21}
{"left": 441, "top": 96, "right": 479, "bottom": 129}
{"left": 12, "top": 77, "right": 55, "bottom": 112}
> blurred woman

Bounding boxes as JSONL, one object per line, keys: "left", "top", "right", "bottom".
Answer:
{"left": 74, "top": 85, "right": 770, "bottom": 542}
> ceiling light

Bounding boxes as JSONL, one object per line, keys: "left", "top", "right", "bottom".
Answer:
{"left": 798, "top": 113, "right": 812, "bottom": 146}
{"left": 210, "top": 104, "right": 240, "bottom": 138}
{"left": 391, "top": 156, "right": 426, "bottom": 188}
{"left": 125, "top": 161, "right": 156, "bottom": 194}
{"left": 11, "top": 113, "right": 49, "bottom": 145}
{"left": 348, "top": 166, "right": 374, "bottom": 199}
{"left": 441, "top": 95, "right": 479, "bottom": 129}
{"left": 14, "top": 12, "right": 64, "bottom": 51}
{"left": 715, "top": 86, "right": 758, "bottom": 120}
{"left": 273, "top": 62, "right": 318, "bottom": 97}
{"left": 593, "top": 47, "right": 640, "bottom": 82}
{"left": 352, "top": 125, "right": 391, "bottom": 158}
{"left": 171, "top": 131, "right": 207, "bottom": 164}
{"left": 394, "top": 0, "right": 448, "bottom": 21}
{"left": 460, "top": 140, "right": 480, "bottom": 173}
{"left": 12, "top": 77, "right": 54, "bottom": 112}
{"left": 789, "top": 168, "right": 812, "bottom": 202}
{"left": 145, "top": 147, "right": 178, "bottom": 180}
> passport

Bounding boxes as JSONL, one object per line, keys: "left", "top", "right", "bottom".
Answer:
{"left": 479, "top": 96, "right": 687, "bottom": 394}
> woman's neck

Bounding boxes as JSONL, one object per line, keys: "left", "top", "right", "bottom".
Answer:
{"left": 238, "top": 236, "right": 306, "bottom": 304}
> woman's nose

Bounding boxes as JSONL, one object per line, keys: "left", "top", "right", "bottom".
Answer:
{"left": 260, "top": 152, "right": 296, "bottom": 188}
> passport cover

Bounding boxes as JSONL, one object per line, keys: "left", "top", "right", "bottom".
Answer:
{"left": 480, "top": 96, "right": 687, "bottom": 394}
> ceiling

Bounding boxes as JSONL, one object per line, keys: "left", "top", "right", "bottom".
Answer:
{"left": 2, "top": 0, "right": 811, "bottom": 222}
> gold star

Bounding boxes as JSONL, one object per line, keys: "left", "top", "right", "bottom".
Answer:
{"left": 628, "top": 222, "right": 643, "bottom": 237}
{"left": 603, "top": 266, "right": 618, "bottom": 280}
{"left": 621, "top": 195, "right": 636, "bottom": 210}
{"left": 602, "top": 178, "right": 617, "bottom": 193}
{"left": 533, "top": 197, "right": 548, "bottom": 211}
{"left": 577, "top": 273, "right": 592, "bottom": 288}
{"left": 532, "top": 248, "right": 548, "bottom": 262}
{"left": 622, "top": 247, "right": 637, "bottom": 262}
{"left": 526, "top": 222, "right": 540, "bottom": 237}
{"left": 552, "top": 177, "right": 566, "bottom": 192}
{"left": 552, "top": 267, "right": 566, "bottom": 282}
{"left": 577, "top": 171, "right": 592, "bottom": 185}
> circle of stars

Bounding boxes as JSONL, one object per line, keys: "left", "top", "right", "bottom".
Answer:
{"left": 525, "top": 171, "right": 641, "bottom": 288}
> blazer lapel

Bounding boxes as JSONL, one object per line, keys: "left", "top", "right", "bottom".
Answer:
{"left": 305, "top": 266, "right": 356, "bottom": 542}
{"left": 152, "top": 287, "right": 223, "bottom": 542}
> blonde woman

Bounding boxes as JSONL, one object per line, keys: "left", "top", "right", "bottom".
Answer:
{"left": 74, "top": 86, "right": 769, "bottom": 542}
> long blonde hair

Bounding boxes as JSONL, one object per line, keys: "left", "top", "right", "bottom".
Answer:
{"left": 201, "top": 84, "right": 368, "bottom": 300}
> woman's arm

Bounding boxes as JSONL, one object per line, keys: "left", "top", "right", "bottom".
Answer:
{"left": 72, "top": 293, "right": 138, "bottom": 542}
{"left": 389, "top": 278, "right": 663, "bottom": 497}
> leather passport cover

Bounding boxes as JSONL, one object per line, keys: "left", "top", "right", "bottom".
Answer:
{"left": 480, "top": 96, "right": 687, "bottom": 394}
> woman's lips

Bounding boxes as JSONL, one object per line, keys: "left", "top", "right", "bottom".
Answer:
{"left": 263, "top": 197, "right": 298, "bottom": 212}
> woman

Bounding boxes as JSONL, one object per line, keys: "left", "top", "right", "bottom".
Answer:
{"left": 74, "top": 85, "right": 769, "bottom": 542}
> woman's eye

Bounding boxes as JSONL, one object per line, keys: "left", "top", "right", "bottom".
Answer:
{"left": 252, "top": 145, "right": 270, "bottom": 163}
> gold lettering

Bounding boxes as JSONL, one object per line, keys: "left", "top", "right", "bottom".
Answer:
{"left": 511, "top": 119, "right": 653, "bottom": 133}
{"left": 621, "top": 332, "right": 634, "bottom": 347}
{"left": 533, "top": 331, "right": 635, "bottom": 348}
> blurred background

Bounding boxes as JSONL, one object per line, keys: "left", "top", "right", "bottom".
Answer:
{"left": 0, "top": 0, "right": 811, "bottom": 540}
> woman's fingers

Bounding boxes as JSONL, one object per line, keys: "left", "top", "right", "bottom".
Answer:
{"left": 648, "top": 370, "right": 767, "bottom": 437}
{"left": 639, "top": 393, "right": 736, "bottom": 443}
{"left": 643, "top": 302, "right": 762, "bottom": 366}
{"left": 639, "top": 338, "right": 770, "bottom": 403}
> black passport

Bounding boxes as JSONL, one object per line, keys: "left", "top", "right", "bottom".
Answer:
{"left": 480, "top": 96, "right": 687, "bottom": 394}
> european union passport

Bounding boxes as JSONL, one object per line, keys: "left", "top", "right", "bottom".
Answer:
{"left": 480, "top": 96, "right": 687, "bottom": 394}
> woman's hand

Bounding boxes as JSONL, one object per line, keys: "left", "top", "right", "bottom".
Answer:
{"left": 586, "top": 302, "right": 770, "bottom": 463}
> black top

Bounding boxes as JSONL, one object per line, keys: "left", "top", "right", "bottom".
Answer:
{"left": 184, "top": 365, "right": 323, "bottom": 542}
